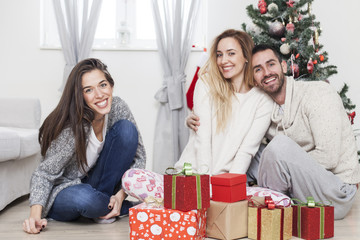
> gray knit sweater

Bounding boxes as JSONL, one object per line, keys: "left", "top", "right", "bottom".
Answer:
{"left": 266, "top": 77, "right": 360, "bottom": 185}
{"left": 29, "top": 96, "right": 146, "bottom": 218}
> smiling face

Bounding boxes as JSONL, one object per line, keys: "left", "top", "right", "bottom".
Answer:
{"left": 82, "top": 69, "right": 113, "bottom": 120}
{"left": 252, "top": 49, "right": 287, "bottom": 97}
{"left": 216, "top": 37, "right": 247, "bottom": 82}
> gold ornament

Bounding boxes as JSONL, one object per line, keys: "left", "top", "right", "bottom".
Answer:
{"left": 313, "top": 29, "right": 319, "bottom": 45}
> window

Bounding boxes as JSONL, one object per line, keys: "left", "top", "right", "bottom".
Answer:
{"left": 40, "top": 0, "right": 207, "bottom": 51}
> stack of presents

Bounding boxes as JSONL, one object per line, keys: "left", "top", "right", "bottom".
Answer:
{"left": 129, "top": 164, "right": 334, "bottom": 239}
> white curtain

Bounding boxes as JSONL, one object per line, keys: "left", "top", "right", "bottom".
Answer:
{"left": 53, "top": 0, "right": 102, "bottom": 90}
{"left": 151, "top": 0, "right": 200, "bottom": 173}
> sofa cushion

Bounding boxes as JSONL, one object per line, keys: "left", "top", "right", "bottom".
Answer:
{"left": 0, "top": 127, "right": 20, "bottom": 162}
{"left": 7, "top": 127, "right": 40, "bottom": 159}
{"left": 0, "top": 98, "right": 41, "bottom": 129}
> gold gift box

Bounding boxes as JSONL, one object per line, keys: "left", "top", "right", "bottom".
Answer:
{"left": 248, "top": 198, "right": 292, "bottom": 240}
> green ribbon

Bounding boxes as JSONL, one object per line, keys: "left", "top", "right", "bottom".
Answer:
{"left": 291, "top": 197, "right": 316, "bottom": 208}
{"left": 320, "top": 206, "right": 324, "bottom": 238}
{"left": 182, "top": 162, "right": 193, "bottom": 175}
{"left": 196, "top": 175, "right": 202, "bottom": 209}
{"left": 168, "top": 163, "right": 202, "bottom": 209}
{"left": 172, "top": 175, "right": 177, "bottom": 209}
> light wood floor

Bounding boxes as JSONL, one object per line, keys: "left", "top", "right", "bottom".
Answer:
{"left": 0, "top": 191, "right": 359, "bottom": 240}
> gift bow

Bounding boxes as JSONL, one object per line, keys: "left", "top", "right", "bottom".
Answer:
{"left": 144, "top": 196, "right": 164, "bottom": 208}
{"left": 165, "top": 162, "right": 208, "bottom": 176}
{"left": 248, "top": 196, "right": 291, "bottom": 209}
{"left": 265, "top": 196, "right": 276, "bottom": 209}
{"left": 291, "top": 196, "right": 332, "bottom": 208}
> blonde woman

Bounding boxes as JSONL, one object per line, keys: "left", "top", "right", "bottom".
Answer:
{"left": 174, "top": 29, "right": 273, "bottom": 175}
{"left": 121, "top": 29, "right": 273, "bottom": 203}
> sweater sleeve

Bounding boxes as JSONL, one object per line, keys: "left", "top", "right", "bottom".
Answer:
{"left": 230, "top": 93, "right": 272, "bottom": 174}
{"left": 174, "top": 79, "right": 214, "bottom": 173}
{"left": 305, "top": 83, "right": 344, "bottom": 169}
{"left": 29, "top": 128, "right": 76, "bottom": 207}
{"left": 192, "top": 80, "right": 214, "bottom": 173}
{"left": 110, "top": 97, "right": 146, "bottom": 169}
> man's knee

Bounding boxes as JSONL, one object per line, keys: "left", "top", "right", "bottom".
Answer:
{"left": 262, "top": 135, "right": 297, "bottom": 162}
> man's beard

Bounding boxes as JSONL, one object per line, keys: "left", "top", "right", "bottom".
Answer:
{"left": 261, "top": 72, "right": 285, "bottom": 95}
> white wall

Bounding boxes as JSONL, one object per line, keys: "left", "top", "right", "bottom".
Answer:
{"left": 1, "top": 0, "right": 360, "bottom": 169}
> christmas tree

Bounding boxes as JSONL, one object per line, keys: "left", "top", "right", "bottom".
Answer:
{"left": 242, "top": 0, "right": 356, "bottom": 115}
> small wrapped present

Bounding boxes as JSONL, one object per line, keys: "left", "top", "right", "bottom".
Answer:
{"left": 129, "top": 202, "right": 207, "bottom": 240}
{"left": 292, "top": 197, "right": 334, "bottom": 240}
{"left": 248, "top": 196, "right": 292, "bottom": 240}
{"left": 206, "top": 200, "right": 248, "bottom": 240}
{"left": 164, "top": 163, "right": 210, "bottom": 212}
{"left": 211, "top": 173, "right": 247, "bottom": 202}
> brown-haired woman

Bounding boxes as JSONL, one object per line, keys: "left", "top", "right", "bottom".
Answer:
{"left": 23, "top": 58, "right": 146, "bottom": 234}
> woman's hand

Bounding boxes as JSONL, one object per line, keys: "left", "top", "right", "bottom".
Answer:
{"left": 23, "top": 205, "right": 47, "bottom": 234}
{"left": 186, "top": 112, "right": 200, "bottom": 132}
{"left": 99, "top": 189, "right": 127, "bottom": 219}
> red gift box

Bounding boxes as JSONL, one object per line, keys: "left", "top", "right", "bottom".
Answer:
{"left": 211, "top": 173, "right": 247, "bottom": 202}
{"left": 292, "top": 205, "right": 334, "bottom": 239}
{"left": 164, "top": 174, "right": 210, "bottom": 212}
{"left": 129, "top": 202, "right": 207, "bottom": 240}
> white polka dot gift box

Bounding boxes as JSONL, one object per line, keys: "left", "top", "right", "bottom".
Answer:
{"left": 129, "top": 202, "right": 207, "bottom": 239}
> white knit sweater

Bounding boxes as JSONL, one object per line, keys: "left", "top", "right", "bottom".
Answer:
{"left": 266, "top": 77, "right": 360, "bottom": 184}
{"left": 175, "top": 79, "right": 273, "bottom": 175}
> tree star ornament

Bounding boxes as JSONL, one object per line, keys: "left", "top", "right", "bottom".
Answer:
{"left": 269, "top": 20, "right": 285, "bottom": 37}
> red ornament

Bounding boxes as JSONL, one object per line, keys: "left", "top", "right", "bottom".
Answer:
{"left": 291, "top": 63, "right": 300, "bottom": 78}
{"left": 319, "top": 54, "right": 325, "bottom": 61}
{"left": 313, "top": 59, "right": 318, "bottom": 64}
{"left": 286, "top": 22, "right": 295, "bottom": 33}
{"left": 348, "top": 112, "right": 356, "bottom": 125}
{"left": 281, "top": 37, "right": 286, "bottom": 42}
{"left": 260, "top": 6, "right": 267, "bottom": 14}
{"left": 258, "top": 0, "right": 267, "bottom": 14}
{"left": 307, "top": 58, "right": 314, "bottom": 73}
{"left": 295, "top": 53, "right": 300, "bottom": 59}
{"left": 286, "top": 0, "right": 295, "bottom": 7}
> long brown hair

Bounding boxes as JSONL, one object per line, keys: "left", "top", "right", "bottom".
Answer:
{"left": 198, "top": 29, "right": 254, "bottom": 132}
{"left": 39, "top": 58, "right": 114, "bottom": 173}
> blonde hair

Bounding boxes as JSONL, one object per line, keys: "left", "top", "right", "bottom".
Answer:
{"left": 198, "top": 29, "right": 254, "bottom": 132}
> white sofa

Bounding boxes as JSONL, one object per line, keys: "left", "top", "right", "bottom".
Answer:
{"left": 0, "top": 98, "right": 41, "bottom": 211}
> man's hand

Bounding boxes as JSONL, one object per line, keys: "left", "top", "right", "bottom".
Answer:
{"left": 186, "top": 112, "right": 200, "bottom": 132}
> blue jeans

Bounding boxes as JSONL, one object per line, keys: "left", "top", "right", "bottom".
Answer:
{"left": 47, "top": 120, "right": 138, "bottom": 221}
